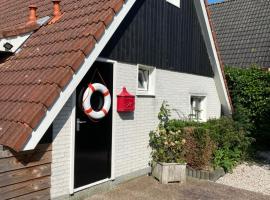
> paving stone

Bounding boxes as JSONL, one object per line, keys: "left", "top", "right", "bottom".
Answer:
{"left": 86, "top": 176, "right": 270, "bottom": 200}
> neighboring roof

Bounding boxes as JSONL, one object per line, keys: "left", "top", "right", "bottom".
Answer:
{"left": 0, "top": 0, "right": 125, "bottom": 151}
{"left": 209, "top": 0, "right": 270, "bottom": 68}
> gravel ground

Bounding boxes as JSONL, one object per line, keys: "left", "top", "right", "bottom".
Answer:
{"left": 217, "top": 162, "right": 270, "bottom": 195}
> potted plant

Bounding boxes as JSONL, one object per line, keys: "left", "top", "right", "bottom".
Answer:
{"left": 150, "top": 102, "right": 186, "bottom": 184}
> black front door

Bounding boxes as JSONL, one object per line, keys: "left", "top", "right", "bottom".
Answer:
{"left": 74, "top": 61, "right": 113, "bottom": 189}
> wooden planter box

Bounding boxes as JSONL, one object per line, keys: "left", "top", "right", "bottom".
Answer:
{"left": 152, "top": 162, "right": 186, "bottom": 184}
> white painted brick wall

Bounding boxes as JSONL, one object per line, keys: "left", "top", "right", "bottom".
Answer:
{"left": 51, "top": 97, "right": 73, "bottom": 199}
{"left": 50, "top": 61, "right": 221, "bottom": 198}
{"left": 155, "top": 69, "right": 221, "bottom": 120}
{"left": 113, "top": 62, "right": 221, "bottom": 177}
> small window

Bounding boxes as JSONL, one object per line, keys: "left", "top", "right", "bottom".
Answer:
{"left": 137, "top": 65, "right": 156, "bottom": 96}
{"left": 190, "top": 96, "right": 206, "bottom": 121}
{"left": 138, "top": 68, "right": 149, "bottom": 90}
{"left": 166, "top": 0, "right": 180, "bottom": 8}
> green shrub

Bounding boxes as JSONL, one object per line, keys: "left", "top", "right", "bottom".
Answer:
{"left": 169, "top": 117, "right": 252, "bottom": 172}
{"left": 149, "top": 103, "right": 252, "bottom": 172}
{"left": 149, "top": 127, "right": 186, "bottom": 164}
{"left": 182, "top": 127, "right": 215, "bottom": 170}
{"left": 205, "top": 117, "right": 252, "bottom": 172}
{"left": 149, "top": 102, "right": 186, "bottom": 163}
{"left": 166, "top": 119, "right": 201, "bottom": 131}
{"left": 206, "top": 117, "right": 251, "bottom": 151}
{"left": 212, "top": 148, "right": 241, "bottom": 172}
{"left": 225, "top": 66, "right": 270, "bottom": 145}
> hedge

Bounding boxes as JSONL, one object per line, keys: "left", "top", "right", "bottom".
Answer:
{"left": 225, "top": 66, "right": 270, "bottom": 147}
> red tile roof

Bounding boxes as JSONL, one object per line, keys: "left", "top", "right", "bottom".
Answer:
{"left": 0, "top": 23, "right": 40, "bottom": 39}
{"left": 0, "top": 0, "right": 125, "bottom": 151}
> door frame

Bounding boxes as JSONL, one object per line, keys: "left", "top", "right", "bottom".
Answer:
{"left": 69, "top": 57, "right": 118, "bottom": 194}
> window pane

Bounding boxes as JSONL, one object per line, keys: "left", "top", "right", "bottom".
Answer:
{"left": 138, "top": 70, "right": 145, "bottom": 89}
{"left": 190, "top": 96, "right": 204, "bottom": 120}
{"left": 138, "top": 69, "right": 149, "bottom": 90}
{"left": 143, "top": 70, "right": 149, "bottom": 90}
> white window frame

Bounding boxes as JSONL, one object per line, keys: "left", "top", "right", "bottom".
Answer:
{"left": 136, "top": 64, "right": 156, "bottom": 96}
{"left": 189, "top": 94, "right": 207, "bottom": 122}
{"left": 166, "top": 0, "right": 181, "bottom": 8}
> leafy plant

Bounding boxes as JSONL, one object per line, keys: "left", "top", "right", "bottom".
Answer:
{"left": 149, "top": 102, "right": 252, "bottom": 172}
{"left": 182, "top": 127, "right": 215, "bottom": 170}
{"left": 225, "top": 66, "right": 270, "bottom": 148}
{"left": 204, "top": 117, "right": 252, "bottom": 172}
{"left": 149, "top": 101, "right": 185, "bottom": 163}
{"left": 158, "top": 101, "right": 171, "bottom": 128}
{"left": 213, "top": 148, "right": 241, "bottom": 172}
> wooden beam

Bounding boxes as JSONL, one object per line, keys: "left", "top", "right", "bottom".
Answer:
{"left": 9, "top": 188, "right": 50, "bottom": 200}
{"left": 0, "top": 164, "right": 51, "bottom": 187}
{"left": 0, "top": 150, "right": 51, "bottom": 173}
{"left": 0, "top": 176, "right": 50, "bottom": 199}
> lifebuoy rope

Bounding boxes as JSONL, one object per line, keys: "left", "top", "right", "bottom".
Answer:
{"left": 81, "top": 69, "right": 110, "bottom": 122}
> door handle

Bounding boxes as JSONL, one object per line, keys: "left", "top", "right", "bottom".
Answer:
{"left": 76, "top": 119, "right": 87, "bottom": 131}
{"left": 78, "top": 120, "right": 87, "bottom": 124}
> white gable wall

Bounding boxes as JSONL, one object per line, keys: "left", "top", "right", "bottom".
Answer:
{"left": 156, "top": 69, "right": 221, "bottom": 120}
{"left": 50, "top": 60, "right": 221, "bottom": 199}
{"left": 113, "top": 61, "right": 221, "bottom": 177}
{"left": 113, "top": 62, "right": 155, "bottom": 177}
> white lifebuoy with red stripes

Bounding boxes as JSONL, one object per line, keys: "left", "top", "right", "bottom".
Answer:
{"left": 82, "top": 83, "right": 111, "bottom": 120}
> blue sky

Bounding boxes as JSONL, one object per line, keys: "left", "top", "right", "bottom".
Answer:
{"left": 208, "top": 0, "right": 224, "bottom": 4}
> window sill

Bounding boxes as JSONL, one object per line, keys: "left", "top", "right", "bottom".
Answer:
{"left": 136, "top": 91, "right": 155, "bottom": 97}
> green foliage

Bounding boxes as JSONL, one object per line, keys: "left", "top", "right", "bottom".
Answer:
{"left": 149, "top": 102, "right": 185, "bottom": 163}
{"left": 158, "top": 101, "right": 171, "bottom": 128}
{"left": 225, "top": 67, "right": 270, "bottom": 143}
{"left": 166, "top": 119, "right": 200, "bottom": 131}
{"left": 149, "top": 127, "right": 186, "bottom": 164}
{"left": 206, "top": 117, "right": 251, "bottom": 151}
{"left": 168, "top": 117, "right": 251, "bottom": 171}
{"left": 149, "top": 103, "right": 252, "bottom": 172}
{"left": 212, "top": 148, "right": 241, "bottom": 172}
{"left": 182, "top": 127, "right": 215, "bottom": 170}
{"left": 205, "top": 117, "right": 252, "bottom": 172}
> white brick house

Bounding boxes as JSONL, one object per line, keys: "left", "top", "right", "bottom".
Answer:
{"left": 0, "top": 0, "right": 231, "bottom": 199}
{"left": 51, "top": 60, "right": 224, "bottom": 198}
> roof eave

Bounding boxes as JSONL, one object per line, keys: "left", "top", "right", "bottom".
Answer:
{"left": 22, "top": 0, "right": 137, "bottom": 151}
{"left": 194, "top": 0, "right": 233, "bottom": 115}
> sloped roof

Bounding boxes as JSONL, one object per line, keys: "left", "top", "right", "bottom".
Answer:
{"left": 0, "top": 0, "right": 124, "bottom": 151}
{"left": 0, "top": 0, "right": 232, "bottom": 152}
{"left": 209, "top": 0, "right": 270, "bottom": 68}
